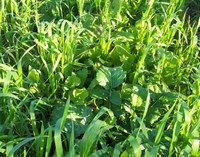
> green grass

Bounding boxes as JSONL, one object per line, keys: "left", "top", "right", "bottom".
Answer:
{"left": 0, "top": 0, "right": 200, "bottom": 156}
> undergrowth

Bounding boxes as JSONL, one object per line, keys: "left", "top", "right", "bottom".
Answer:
{"left": 0, "top": 0, "right": 199, "bottom": 156}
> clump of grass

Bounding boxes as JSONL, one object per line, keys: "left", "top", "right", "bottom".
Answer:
{"left": 0, "top": 0, "right": 199, "bottom": 156}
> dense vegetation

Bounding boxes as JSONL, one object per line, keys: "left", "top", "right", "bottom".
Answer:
{"left": 0, "top": 0, "right": 199, "bottom": 156}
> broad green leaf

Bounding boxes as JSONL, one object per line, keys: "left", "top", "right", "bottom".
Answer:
{"left": 71, "top": 88, "right": 89, "bottom": 105}
{"left": 96, "top": 66, "right": 126, "bottom": 90}
{"left": 77, "top": 68, "right": 88, "bottom": 87}
{"left": 110, "top": 90, "right": 121, "bottom": 105}
{"left": 65, "top": 74, "right": 81, "bottom": 89}
{"left": 162, "top": 53, "right": 179, "bottom": 85}
{"left": 51, "top": 105, "right": 93, "bottom": 137}
{"left": 27, "top": 69, "right": 40, "bottom": 83}
{"left": 121, "top": 83, "right": 132, "bottom": 101}
{"left": 131, "top": 93, "right": 143, "bottom": 107}
{"left": 88, "top": 79, "right": 99, "bottom": 90}
{"left": 67, "top": 106, "right": 93, "bottom": 137}
{"left": 91, "top": 87, "right": 109, "bottom": 99}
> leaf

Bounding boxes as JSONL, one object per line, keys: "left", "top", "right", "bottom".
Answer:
{"left": 0, "top": 64, "right": 14, "bottom": 71}
{"left": 88, "top": 79, "right": 99, "bottom": 90}
{"left": 121, "top": 83, "right": 132, "bottom": 100}
{"left": 51, "top": 105, "right": 93, "bottom": 137}
{"left": 131, "top": 93, "right": 143, "bottom": 107}
{"left": 54, "top": 98, "right": 70, "bottom": 157}
{"left": 91, "top": 87, "right": 109, "bottom": 99}
{"left": 144, "top": 146, "right": 159, "bottom": 157}
{"left": 112, "top": 143, "right": 121, "bottom": 157}
{"left": 27, "top": 69, "right": 40, "bottom": 83}
{"left": 79, "top": 120, "right": 107, "bottom": 157}
{"left": 65, "top": 74, "right": 81, "bottom": 89}
{"left": 66, "top": 121, "right": 75, "bottom": 157}
{"left": 77, "top": 68, "right": 88, "bottom": 87}
{"left": 131, "top": 85, "right": 149, "bottom": 107}
{"left": 7, "top": 137, "right": 36, "bottom": 157}
{"left": 89, "top": 149, "right": 108, "bottom": 157}
{"left": 96, "top": 66, "right": 126, "bottom": 90}
{"left": 110, "top": 90, "right": 121, "bottom": 105}
{"left": 113, "top": 31, "right": 135, "bottom": 42}
{"left": 96, "top": 68, "right": 109, "bottom": 88}
{"left": 154, "top": 100, "right": 177, "bottom": 145}
{"left": 0, "top": 93, "right": 19, "bottom": 100}
{"left": 128, "top": 136, "right": 142, "bottom": 157}
{"left": 45, "top": 125, "right": 53, "bottom": 157}
{"left": 54, "top": 119, "right": 63, "bottom": 157}
{"left": 71, "top": 88, "right": 89, "bottom": 105}
{"left": 79, "top": 107, "right": 114, "bottom": 156}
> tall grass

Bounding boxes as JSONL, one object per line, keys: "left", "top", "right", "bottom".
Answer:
{"left": 0, "top": 0, "right": 199, "bottom": 156}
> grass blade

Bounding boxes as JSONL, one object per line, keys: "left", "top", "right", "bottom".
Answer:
{"left": 54, "top": 97, "right": 70, "bottom": 157}
{"left": 45, "top": 125, "right": 53, "bottom": 157}
{"left": 54, "top": 118, "right": 63, "bottom": 157}
{"left": 69, "top": 121, "right": 75, "bottom": 157}
{"left": 79, "top": 120, "right": 107, "bottom": 157}
{"left": 112, "top": 143, "right": 121, "bottom": 157}
{"left": 154, "top": 100, "right": 177, "bottom": 145}
{"left": 8, "top": 137, "right": 36, "bottom": 157}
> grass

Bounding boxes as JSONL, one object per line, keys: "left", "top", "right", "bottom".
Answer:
{"left": 0, "top": 0, "right": 200, "bottom": 156}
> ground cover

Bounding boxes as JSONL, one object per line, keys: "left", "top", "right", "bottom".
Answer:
{"left": 0, "top": 0, "right": 199, "bottom": 156}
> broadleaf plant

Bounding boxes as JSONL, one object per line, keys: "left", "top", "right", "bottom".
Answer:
{"left": 95, "top": 66, "right": 126, "bottom": 105}
{"left": 96, "top": 66, "right": 126, "bottom": 90}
